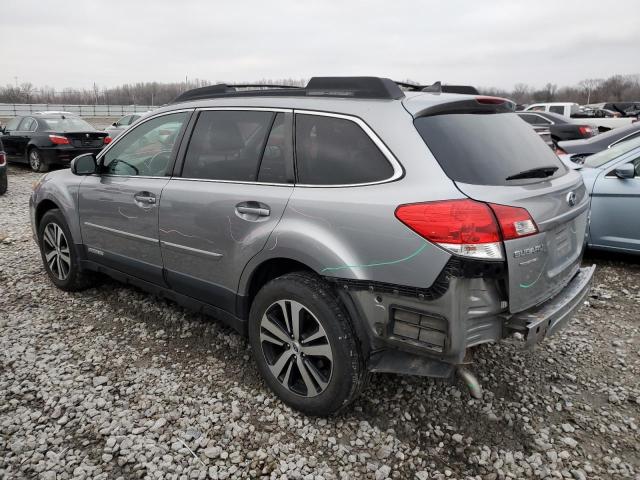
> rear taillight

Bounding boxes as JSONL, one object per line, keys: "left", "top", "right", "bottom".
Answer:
{"left": 578, "top": 126, "right": 592, "bottom": 137}
{"left": 395, "top": 199, "right": 538, "bottom": 260}
{"left": 49, "top": 135, "right": 70, "bottom": 145}
{"left": 104, "top": 136, "right": 112, "bottom": 144}
{"left": 555, "top": 146, "right": 567, "bottom": 155}
{"left": 475, "top": 96, "right": 507, "bottom": 105}
{"left": 0, "top": 152, "right": 5, "bottom": 166}
{"left": 489, "top": 203, "right": 538, "bottom": 240}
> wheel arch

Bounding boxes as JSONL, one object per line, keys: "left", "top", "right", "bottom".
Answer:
{"left": 35, "top": 199, "right": 61, "bottom": 231}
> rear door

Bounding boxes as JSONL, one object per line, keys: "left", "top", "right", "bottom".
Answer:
{"left": 414, "top": 110, "right": 588, "bottom": 313}
{"left": 589, "top": 154, "right": 640, "bottom": 251}
{"left": 159, "top": 108, "right": 295, "bottom": 313}
{"left": 78, "top": 110, "right": 191, "bottom": 284}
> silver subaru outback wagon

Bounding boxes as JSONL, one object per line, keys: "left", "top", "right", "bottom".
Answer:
{"left": 30, "top": 77, "right": 595, "bottom": 415}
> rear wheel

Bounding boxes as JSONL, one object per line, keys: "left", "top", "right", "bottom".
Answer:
{"left": 38, "top": 209, "right": 96, "bottom": 291}
{"left": 0, "top": 170, "right": 6, "bottom": 195}
{"left": 248, "top": 272, "right": 366, "bottom": 416}
{"left": 29, "top": 148, "right": 48, "bottom": 173}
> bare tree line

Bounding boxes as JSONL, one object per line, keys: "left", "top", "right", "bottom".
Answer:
{"left": 0, "top": 74, "right": 638, "bottom": 106}
{"left": 480, "top": 74, "right": 640, "bottom": 105}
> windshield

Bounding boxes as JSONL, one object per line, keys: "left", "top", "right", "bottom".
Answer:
{"left": 583, "top": 135, "right": 640, "bottom": 168}
{"left": 41, "top": 117, "right": 95, "bottom": 132}
{"left": 414, "top": 112, "right": 566, "bottom": 185}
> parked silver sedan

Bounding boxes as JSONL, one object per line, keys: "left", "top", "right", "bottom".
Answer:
{"left": 579, "top": 136, "right": 640, "bottom": 254}
{"left": 104, "top": 113, "right": 143, "bottom": 139}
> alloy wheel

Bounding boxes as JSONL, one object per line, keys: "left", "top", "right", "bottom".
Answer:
{"left": 29, "top": 150, "right": 40, "bottom": 171}
{"left": 259, "top": 299, "right": 333, "bottom": 397}
{"left": 42, "top": 223, "right": 71, "bottom": 280}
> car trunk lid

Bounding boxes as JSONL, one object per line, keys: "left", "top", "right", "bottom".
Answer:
{"left": 63, "top": 131, "right": 107, "bottom": 148}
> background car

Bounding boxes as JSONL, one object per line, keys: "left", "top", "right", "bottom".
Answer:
{"left": 0, "top": 113, "right": 110, "bottom": 172}
{"left": 577, "top": 136, "right": 640, "bottom": 254}
{"left": 104, "top": 113, "right": 143, "bottom": 138}
{"left": 556, "top": 122, "right": 640, "bottom": 163}
{"left": 517, "top": 111, "right": 597, "bottom": 145}
{"left": 0, "top": 138, "right": 6, "bottom": 195}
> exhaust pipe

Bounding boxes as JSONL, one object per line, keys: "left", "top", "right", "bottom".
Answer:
{"left": 457, "top": 367, "right": 482, "bottom": 399}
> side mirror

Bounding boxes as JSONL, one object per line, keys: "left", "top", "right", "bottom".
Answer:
{"left": 111, "top": 122, "right": 118, "bottom": 127}
{"left": 614, "top": 163, "right": 635, "bottom": 179}
{"left": 71, "top": 153, "right": 97, "bottom": 175}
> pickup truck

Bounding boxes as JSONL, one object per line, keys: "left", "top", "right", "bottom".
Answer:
{"left": 524, "top": 102, "right": 635, "bottom": 131}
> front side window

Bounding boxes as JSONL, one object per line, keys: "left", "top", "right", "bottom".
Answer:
{"left": 117, "top": 115, "right": 131, "bottom": 126}
{"left": 5, "top": 117, "right": 21, "bottom": 132}
{"left": 181, "top": 110, "right": 276, "bottom": 182}
{"left": 295, "top": 114, "right": 394, "bottom": 185}
{"left": 102, "top": 112, "right": 188, "bottom": 176}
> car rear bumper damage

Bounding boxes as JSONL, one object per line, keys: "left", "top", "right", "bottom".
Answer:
{"left": 502, "top": 264, "right": 595, "bottom": 348}
{"left": 337, "top": 261, "right": 595, "bottom": 386}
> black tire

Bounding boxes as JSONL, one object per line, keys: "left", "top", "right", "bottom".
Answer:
{"left": 28, "top": 147, "right": 49, "bottom": 173}
{"left": 37, "top": 209, "right": 96, "bottom": 291}
{"left": 0, "top": 171, "right": 6, "bottom": 195}
{"left": 248, "top": 271, "right": 366, "bottom": 416}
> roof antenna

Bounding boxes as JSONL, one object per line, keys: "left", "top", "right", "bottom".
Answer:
{"left": 422, "top": 81, "right": 442, "bottom": 94}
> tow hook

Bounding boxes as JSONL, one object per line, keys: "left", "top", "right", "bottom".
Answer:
{"left": 457, "top": 367, "right": 482, "bottom": 399}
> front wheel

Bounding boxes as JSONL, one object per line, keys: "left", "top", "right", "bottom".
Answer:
{"left": 248, "top": 272, "right": 366, "bottom": 416}
{"left": 29, "top": 148, "right": 49, "bottom": 173}
{"left": 38, "top": 209, "right": 97, "bottom": 291}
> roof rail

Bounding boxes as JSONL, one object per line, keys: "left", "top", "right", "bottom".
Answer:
{"left": 171, "top": 77, "right": 405, "bottom": 103}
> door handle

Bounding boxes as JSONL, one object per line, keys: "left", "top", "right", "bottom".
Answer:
{"left": 134, "top": 192, "right": 156, "bottom": 205}
{"left": 236, "top": 205, "right": 270, "bottom": 217}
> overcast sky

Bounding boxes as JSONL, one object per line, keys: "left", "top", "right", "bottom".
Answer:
{"left": 2, "top": 0, "right": 639, "bottom": 91}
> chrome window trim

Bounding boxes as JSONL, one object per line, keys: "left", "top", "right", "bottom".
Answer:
{"left": 95, "top": 174, "right": 169, "bottom": 180}
{"left": 196, "top": 106, "right": 293, "bottom": 113}
{"left": 83, "top": 222, "right": 158, "bottom": 244}
{"left": 160, "top": 240, "right": 223, "bottom": 258}
{"left": 169, "top": 177, "right": 292, "bottom": 187}
{"left": 293, "top": 109, "right": 403, "bottom": 188}
{"left": 608, "top": 131, "right": 640, "bottom": 149}
{"left": 96, "top": 108, "right": 194, "bottom": 162}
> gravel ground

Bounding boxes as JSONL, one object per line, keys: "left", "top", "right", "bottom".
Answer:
{"left": 1, "top": 165, "right": 639, "bottom": 480}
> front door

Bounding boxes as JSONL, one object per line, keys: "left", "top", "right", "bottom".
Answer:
{"left": 159, "top": 109, "right": 295, "bottom": 314}
{"left": 78, "top": 111, "right": 191, "bottom": 284}
{"left": 590, "top": 155, "right": 640, "bottom": 252}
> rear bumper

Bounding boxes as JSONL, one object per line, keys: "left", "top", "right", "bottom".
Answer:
{"left": 502, "top": 264, "right": 595, "bottom": 348}
{"left": 340, "top": 262, "right": 595, "bottom": 377}
{"left": 39, "top": 147, "right": 103, "bottom": 165}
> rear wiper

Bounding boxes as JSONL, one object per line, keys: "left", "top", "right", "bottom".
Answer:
{"left": 505, "top": 166, "right": 558, "bottom": 181}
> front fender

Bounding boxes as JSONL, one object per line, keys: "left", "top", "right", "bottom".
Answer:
{"left": 32, "top": 169, "right": 84, "bottom": 244}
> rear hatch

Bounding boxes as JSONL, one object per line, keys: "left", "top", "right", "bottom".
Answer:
{"left": 413, "top": 100, "right": 589, "bottom": 313}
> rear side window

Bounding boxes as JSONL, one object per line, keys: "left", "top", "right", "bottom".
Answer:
{"left": 19, "top": 117, "right": 37, "bottom": 131}
{"left": 519, "top": 113, "right": 549, "bottom": 125}
{"left": 295, "top": 114, "right": 394, "bottom": 185}
{"left": 414, "top": 113, "right": 566, "bottom": 186}
{"left": 182, "top": 110, "right": 277, "bottom": 182}
{"left": 549, "top": 105, "right": 564, "bottom": 114}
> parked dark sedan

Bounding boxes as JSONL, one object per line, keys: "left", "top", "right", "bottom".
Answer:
{"left": 0, "top": 138, "right": 6, "bottom": 195}
{"left": 517, "top": 111, "right": 597, "bottom": 145}
{"left": 0, "top": 113, "right": 110, "bottom": 172}
{"left": 557, "top": 122, "right": 640, "bottom": 163}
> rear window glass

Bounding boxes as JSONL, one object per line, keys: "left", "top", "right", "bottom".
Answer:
{"left": 41, "top": 117, "right": 95, "bottom": 132}
{"left": 414, "top": 113, "right": 566, "bottom": 186}
{"left": 295, "top": 114, "right": 394, "bottom": 185}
